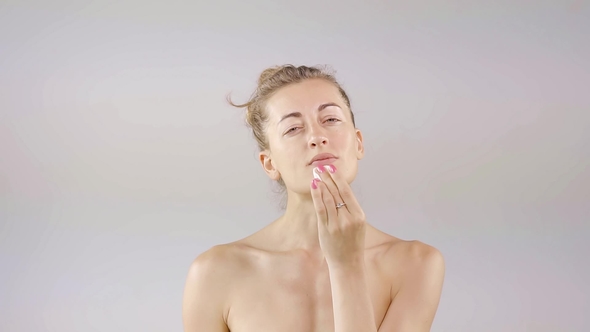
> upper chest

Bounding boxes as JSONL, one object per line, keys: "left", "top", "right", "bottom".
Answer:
{"left": 226, "top": 252, "right": 395, "bottom": 332}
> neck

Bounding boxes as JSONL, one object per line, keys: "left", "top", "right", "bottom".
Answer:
{"left": 268, "top": 189, "right": 323, "bottom": 252}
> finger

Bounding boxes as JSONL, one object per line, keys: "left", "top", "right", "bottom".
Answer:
{"left": 315, "top": 166, "right": 345, "bottom": 211}
{"left": 310, "top": 178, "right": 328, "bottom": 226}
{"left": 323, "top": 164, "right": 361, "bottom": 216}
{"left": 317, "top": 179, "right": 338, "bottom": 225}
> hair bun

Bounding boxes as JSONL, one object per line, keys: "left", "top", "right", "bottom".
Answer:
{"left": 257, "top": 66, "right": 285, "bottom": 85}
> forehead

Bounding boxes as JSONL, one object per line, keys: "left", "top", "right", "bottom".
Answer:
{"left": 265, "top": 79, "right": 344, "bottom": 120}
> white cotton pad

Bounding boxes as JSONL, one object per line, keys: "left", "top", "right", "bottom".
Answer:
{"left": 313, "top": 167, "right": 322, "bottom": 180}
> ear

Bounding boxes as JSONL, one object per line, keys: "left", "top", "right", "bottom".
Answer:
{"left": 259, "top": 150, "right": 281, "bottom": 181}
{"left": 355, "top": 129, "right": 365, "bottom": 160}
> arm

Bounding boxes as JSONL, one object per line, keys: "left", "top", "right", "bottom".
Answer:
{"left": 309, "top": 165, "right": 444, "bottom": 331}
{"left": 378, "top": 244, "right": 445, "bottom": 332}
{"left": 329, "top": 260, "right": 378, "bottom": 332}
{"left": 182, "top": 248, "right": 230, "bottom": 332}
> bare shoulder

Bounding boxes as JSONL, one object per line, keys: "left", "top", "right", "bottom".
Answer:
{"left": 182, "top": 243, "right": 255, "bottom": 332}
{"left": 186, "top": 242, "right": 254, "bottom": 283}
{"left": 384, "top": 237, "right": 446, "bottom": 303}
{"left": 390, "top": 238, "right": 444, "bottom": 268}
{"left": 367, "top": 226, "right": 445, "bottom": 278}
{"left": 367, "top": 234, "right": 445, "bottom": 330}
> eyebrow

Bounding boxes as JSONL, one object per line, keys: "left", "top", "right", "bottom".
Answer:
{"left": 277, "top": 102, "right": 342, "bottom": 125}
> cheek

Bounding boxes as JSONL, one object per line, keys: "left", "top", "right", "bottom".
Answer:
{"left": 343, "top": 133, "right": 358, "bottom": 148}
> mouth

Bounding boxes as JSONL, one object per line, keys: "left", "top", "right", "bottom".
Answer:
{"left": 308, "top": 152, "right": 339, "bottom": 166}
{"left": 309, "top": 157, "right": 338, "bottom": 167}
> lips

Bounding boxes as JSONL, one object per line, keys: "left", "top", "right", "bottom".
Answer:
{"left": 309, "top": 153, "right": 338, "bottom": 166}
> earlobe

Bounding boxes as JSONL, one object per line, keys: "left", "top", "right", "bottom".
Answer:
{"left": 268, "top": 160, "right": 282, "bottom": 181}
{"left": 259, "top": 151, "right": 281, "bottom": 181}
{"left": 355, "top": 131, "right": 365, "bottom": 160}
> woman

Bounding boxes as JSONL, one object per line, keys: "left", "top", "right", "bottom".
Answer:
{"left": 182, "top": 65, "right": 445, "bottom": 332}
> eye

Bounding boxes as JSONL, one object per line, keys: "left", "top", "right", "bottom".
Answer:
{"left": 285, "top": 127, "right": 300, "bottom": 134}
{"left": 284, "top": 119, "right": 340, "bottom": 135}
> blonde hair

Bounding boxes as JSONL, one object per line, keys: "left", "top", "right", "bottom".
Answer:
{"left": 228, "top": 65, "right": 356, "bottom": 201}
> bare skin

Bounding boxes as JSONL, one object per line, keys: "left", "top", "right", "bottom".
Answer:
{"left": 183, "top": 78, "right": 445, "bottom": 332}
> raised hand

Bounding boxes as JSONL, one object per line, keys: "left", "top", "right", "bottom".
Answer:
{"left": 310, "top": 164, "right": 367, "bottom": 269}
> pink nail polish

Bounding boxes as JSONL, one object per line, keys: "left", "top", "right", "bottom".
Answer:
{"left": 311, "top": 179, "right": 318, "bottom": 189}
{"left": 326, "top": 165, "right": 336, "bottom": 173}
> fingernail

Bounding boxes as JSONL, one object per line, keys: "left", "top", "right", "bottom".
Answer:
{"left": 313, "top": 167, "right": 323, "bottom": 180}
{"left": 311, "top": 179, "right": 319, "bottom": 189}
{"left": 325, "top": 165, "right": 336, "bottom": 173}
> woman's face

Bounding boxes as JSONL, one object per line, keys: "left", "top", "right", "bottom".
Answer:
{"left": 259, "top": 78, "right": 364, "bottom": 194}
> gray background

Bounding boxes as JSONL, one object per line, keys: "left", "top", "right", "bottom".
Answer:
{"left": 1, "top": 1, "right": 589, "bottom": 331}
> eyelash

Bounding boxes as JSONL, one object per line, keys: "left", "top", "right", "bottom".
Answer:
{"left": 286, "top": 118, "right": 340, "bottom": 134}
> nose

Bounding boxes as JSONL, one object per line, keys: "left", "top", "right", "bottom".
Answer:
{"left": 308, "top": 126, "right": 328, "bottom": 147}
{"left": 309, "top": 136, "right": 328, "bottom": 147}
